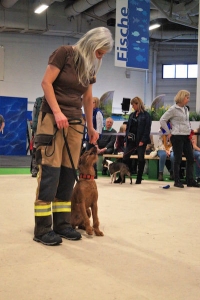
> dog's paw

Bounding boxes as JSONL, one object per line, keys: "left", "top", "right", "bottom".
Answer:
{"left": 86, "top": 227, "right": 94, "bottom": 235}
{"left": 94, "top": 229, "right": 104, "bottom": 236}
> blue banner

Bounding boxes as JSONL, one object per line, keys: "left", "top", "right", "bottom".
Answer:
{"left": 115, "top": 0, "right": 150, "bottom": 70}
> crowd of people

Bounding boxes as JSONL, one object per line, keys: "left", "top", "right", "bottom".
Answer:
{"left": 30, "top": 89, "right": 200, "bottom": 189}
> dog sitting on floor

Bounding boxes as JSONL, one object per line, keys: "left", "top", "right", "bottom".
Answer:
{"left": 70, "top": 146, "right": 104, "bottom": 236}
{"left": 103, "top": 158, "right": 132, "bottom": 184}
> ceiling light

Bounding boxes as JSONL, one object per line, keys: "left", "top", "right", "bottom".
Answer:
{"left": 34, "top": 4, "right": 49, "bottom": 14}
{"left": 149, "top": 23, "right": 161, "bottom": 31}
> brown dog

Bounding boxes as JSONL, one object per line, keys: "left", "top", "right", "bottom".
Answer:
{"left": 70, "top": 146, "right": 103, "bottom": 236}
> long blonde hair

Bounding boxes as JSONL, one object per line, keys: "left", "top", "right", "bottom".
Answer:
{"left": 130, "top": 96, "right": 145, "bottom": 112}
{"left": 74, "top": 27, "right": 114, "bottom": 87}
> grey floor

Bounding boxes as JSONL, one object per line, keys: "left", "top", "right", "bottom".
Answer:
{"left": 0, "top": 175, "right": 200, "bottom": 300}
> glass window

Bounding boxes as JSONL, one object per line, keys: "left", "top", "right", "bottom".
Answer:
{"left": 188, "top": 64, "right": 198, "bottom": 78}
{"left": 176, "top": 65, "right": 187, "bottom": 78}
{"left": 162, "top": 64, "right": 197, "bottom": 79}
{"left": 163, "top": 65, "right": 175, "bottom": 78}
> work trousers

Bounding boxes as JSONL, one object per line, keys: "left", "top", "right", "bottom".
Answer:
{"left": 34, "top": 112, "right": 84, "bottom": 236}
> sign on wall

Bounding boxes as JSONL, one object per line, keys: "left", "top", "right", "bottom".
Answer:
{"left": 115, "top": 0, "right": 150, "bottom": 70}
{"left": 0, "top": 96, "right": 28, "bottom": 155}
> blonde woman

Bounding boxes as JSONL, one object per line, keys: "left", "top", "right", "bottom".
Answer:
{"left": 160, "top": 89, "right": 199, "bottom": 188}
{"left": 33, "top": 27, "right": 114, "bottom": 246}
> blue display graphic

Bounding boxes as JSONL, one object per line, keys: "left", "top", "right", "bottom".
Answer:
{"left": 0, "top": 96, "right": 28, "bottom": 155}
{"left": 127, "top": 0, "right": 150, "bottom": 69}
{"left": 115, "top": 0, "right": 150, "bottom": 70}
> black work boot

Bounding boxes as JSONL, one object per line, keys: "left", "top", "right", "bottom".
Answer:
{"left": 33, "top": 231, "right": 62, "bottom": 245}
{"left": 53, "top": 212, "right": 82, "bottom": 240}
{"left": 33, "top": 215, "right": 62, "bottom": 246}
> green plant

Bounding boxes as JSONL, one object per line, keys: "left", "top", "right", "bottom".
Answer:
{"left": 145, "top": 105, "right": 170, "bottom": 121}
{"left": 145, "top": 106, "right": 200, "bottom": 121}
{"left": 189, "top": 111, "right": 200, "bottom": 121}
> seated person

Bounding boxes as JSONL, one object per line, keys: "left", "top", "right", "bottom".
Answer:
{"left": 114, "top": 123, "right": 126, "bottom": 154}
{"left": 192, "top": 125, "right": 200, "bottom": 182}
{"left": 96, "top": 117, "right": 117, "bottom": 175}
{"left": 144, "top": 134, "right": 155, "bottom": 175}
{"left": 157, "top": 125, "right": 174, "bottom": 181}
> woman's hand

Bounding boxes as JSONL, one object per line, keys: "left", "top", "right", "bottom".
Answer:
{"left": 167, "top": 134, "right": 172, "bottom": 140}
{"left": 139, "top": 141, "right": 144, "bottom": 146}
{"left": 88, "top": 127, "right": 99, "bottom": 145}
{"left": 166, "top": 150, "right": 170, "bottom": 157}
{"left": 54, "top": 111, "right": 69, "bottom": 129}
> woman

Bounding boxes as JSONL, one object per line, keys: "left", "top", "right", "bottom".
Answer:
{"left": 86, "top": 96, "right": 103, "bottom": 178}
{"left": 116, "top": 96, "right": 151, "bottom": 184}
{"left": 33, "top": 27, "right": 114, "bottom": 246}
{"left": 160, "top": 89, "right": 199, "bottom": 188}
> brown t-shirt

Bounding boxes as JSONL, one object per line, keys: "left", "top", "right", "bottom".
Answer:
{"left": 41, "top": 45, "right": 95, "bottom": 118}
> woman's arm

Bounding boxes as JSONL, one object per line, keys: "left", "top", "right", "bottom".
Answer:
{"left": 96, "top": 111, "right": 103, "bottom": 134}
{"left": 41, "top": 64, "right": 69, "bottom": 129}
{"left": 82, "top": 85, "right": 99, "bottom": 145}
{"left": 160, "top": 107, "right": 174, "bottom": 134}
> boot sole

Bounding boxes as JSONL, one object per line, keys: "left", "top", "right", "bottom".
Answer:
{"left": 33, "top": 237, "right": 62, "bottom": 246}
{"left": 57, "top": 234, "right": 82, "bottom": 241}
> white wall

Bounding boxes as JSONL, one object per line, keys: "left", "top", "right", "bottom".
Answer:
{"left": 0, "top": 33, "right": 152, "bottom": 113}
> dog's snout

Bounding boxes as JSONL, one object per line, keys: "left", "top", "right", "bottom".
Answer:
{"left": 90, "top": 147, "right": 97, "bottom": 155}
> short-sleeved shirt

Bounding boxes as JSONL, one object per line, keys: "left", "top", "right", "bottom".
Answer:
{"left": 41, "top": 45, "right": 95, "bottom": 119}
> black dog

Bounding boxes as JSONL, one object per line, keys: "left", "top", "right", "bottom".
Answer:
{"left": 103, "top": 159, "right": 132, "bottom": 184}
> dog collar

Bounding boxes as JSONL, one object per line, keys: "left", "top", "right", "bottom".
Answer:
{"left": 79, "top": 174, "right": 95, "bottom": 180}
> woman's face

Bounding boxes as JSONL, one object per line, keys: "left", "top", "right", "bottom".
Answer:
{"left": 93, "top": 99, "right": 96, "bottom": 108}
{"left": 182, "top": 95, "right": 190, "bottom": 106}
{"left": 132, "top": 102, "right": 139, "bottom": 111}
{"left": 95, "top": 49, "right": 107, "bottom": 60}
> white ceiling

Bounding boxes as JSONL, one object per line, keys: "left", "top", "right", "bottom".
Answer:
{"left": 0, "top": 0, "right": 198, "bottom": 42}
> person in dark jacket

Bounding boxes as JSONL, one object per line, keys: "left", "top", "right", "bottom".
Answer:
{"left": 115, "top": 96, "right": 151, "bottom": 184}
